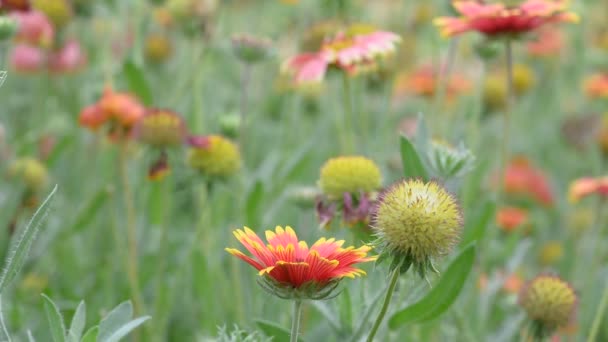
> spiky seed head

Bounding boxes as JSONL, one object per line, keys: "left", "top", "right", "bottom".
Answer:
{"left": 318, "top": 156, "right": 382, "bottom": 199}
{"left": 519, "top": 275, "right": 577, "bottom": 339}
{"left": 135, "top": 109, "right": 186, "bottom": 148}
{"left": 537, "top": 241, "right": 564, "bottom": 266}
{"left": 187, "top": 135, "right": 241, "bottom": 178}
{"left": 8, "top": 157, "right": 49, "bottom": 192}
{"left": 231, "top": 33, "right": 273, "bottom": 64}
{"left": 372, "top": 179, "right": 463, "bottom": 276}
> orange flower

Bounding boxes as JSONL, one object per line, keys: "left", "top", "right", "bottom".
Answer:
{"left": 568, "top": 176, "right": 608, "bottom": 203}
{"left": 501, "top": 157, "right": 554, "bottom": 206}
{"left": 226, "top": 226, "right": 375, "bottom": 299}
{"left": 503, "top": 272, "right": 524, "bottom": 294}
{"left": 584, "top": 73, "right": 608, "bottom": 99}
{"left": 527, "top": 28, "right": 563, "bottom": 58}
{"left": 393, "top": 64, "right": 471, "bottom": 100}
{"left": 434, "top": 0, "right": 578, "bottom": 38}
{"left": 496, "top": 206, "right": 528, "bottom": 232}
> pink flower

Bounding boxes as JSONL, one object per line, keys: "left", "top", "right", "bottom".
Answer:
{"left": 11, "top": 10, "right": 54, "bottom": 47}
{"left": 48, "top": 40, "right": 87, "bottom": 74}
{"left": 282, "top": 27, "right": 400, "bottom": 85}
{"left": 10, "top": 44, "right": 45, "bottom": 73}
{"left": 434, "top": 0, "right": 578, "bottom": 38}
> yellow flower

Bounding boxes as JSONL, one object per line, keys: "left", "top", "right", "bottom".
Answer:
{"left": 519, "top": 275, "right": 577, "bottom": 339}
{"left": 8, "top": 157, "right": 49, "bottom": 192}
{"left": 372, "top": 179, "right": 463, "bottom": 276}
{"left": 513, "top": 64, "right": 536, "bottom": 96}
{"left": 538, "top": 241, "right": 564, "bottom": 266}
{"left": 187, "top": 135, "right": 241, "bottom": 177}
{"left": 32, "top": 0, "right": 73, "bottom": 28}
{"left": 318, "top": 156, "right": 382, "bottom": 199}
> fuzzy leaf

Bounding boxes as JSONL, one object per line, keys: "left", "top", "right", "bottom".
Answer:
{"left": 80, "top": 326, "right": 98, "bottom": 342}
{"left": 42, "top": 294, "right": 66, "bottom": 342}
{"left": 0, "top": 296, "right": 11, "bottom": 342}
{"left": 99, "top": 316, "right": 150, "bottom": 342}
{"left": 123, "top": 60, "right": 152, "bottom": 106}
{"left": 400, "top": 135, "right": 428, "bottom": 180}
{"left": 255, "top": 320, "right": 304, "bottom": 342}
{"left": 67, "top": 301, "right": 86, "bottom": 342}
{"left": 0, "top": 185, "right": 57, "bottom": 294}
{"left": 461, "top": 200, "right": 495, "bottom": 246}
{"left": 245, "top": 180, "right": 264, "bottom": 228}
{"left": 388, "top": 243, "right": 477, "bottom": 328}
{"left": 97, "top": 301, "right": 133, "bottom": 342}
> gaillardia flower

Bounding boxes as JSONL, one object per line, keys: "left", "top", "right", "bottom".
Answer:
{"left": 318, "top": 156, "right": 381, "bottom": 199}
{"left": 231, "top": 33, "right": 273, "bottom": 64}
{"left": 568, "top": 176, "right": 608, "bottom": 203}
{"left": 8, "top": 157, "right": 49, "bottom": 192}
{"left": 144, "top": 33, "right": 173, "bottom": 64}
{"left": 496, "top": 206, "right": 528, "bottom": 233}
{"left": 584, "top": 73, "right": 608, "bottom": 99}
{"left": 187, "top": 134, "right": 241, "bottom": 178}
{"left": 226, "top": 226, "right": 375, "bottom": 300}
{"left": 434, "top": 0, "right": 578, "bottom": 38}
{"left": 282, "top": 25, "right": 401, "bottom": 85}
{"left": 372, "top": 179, "right": 463, "bottom": 277}
{"left": 519, "top": 275, "right": 577, "bottom": 339}
{"left": 499, "top": 156, "right": 554, "bottom": 206}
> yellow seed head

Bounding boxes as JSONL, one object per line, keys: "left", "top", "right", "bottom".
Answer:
{"left": 32, "top": 0, "right": 73, "bottom": 28}
{"left": 8, "top": 157, "right": 49, "bottom": 192}
{"left": 484, "top": 75, "right": 507, "bottom": 111}
{"left": 373, "top": 179, "right": 462, "bottom": 273}
{"left": 538, "top": 241, "right": 564, "bottom": 266}
{"left": 137, "top": 110, "right": 185, "bottom": 148}
{"left": 519, "top": 276, "right": 577, "bottom": 337}
{"left": 513, "top": 64, "right": 536, "bottom": 96}
{"left": 318, "top": 156, "right": 382, "bottom": 199}
{"left": 187, "top": 135, "right": 241, "bottom": 177}
{"left": 145, "top": 34, "right": 173, "bottom": 64}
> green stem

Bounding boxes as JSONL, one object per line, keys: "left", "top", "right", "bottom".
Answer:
{"left": 342, "top": 74, "right": 355, "bottom": 153}
{"left": 366, "top": 267, "right": 400, "bottom": 342}
{"left": 151, "top": 178, "right": 171, "bottom": 339}
{"left": 588, "top": 279, "right": 608, "bottom": 342}
{"left": 239, "top": 63, "right": 252, "bottom": 150}
{"left": 434, "top": 37, "right": 460, "bottom": 136}
{"left": 291, "top": 299, "right": 303, "bottom": 342}
{"left": 499, "top": 39, "right": 514, "bottom": 202}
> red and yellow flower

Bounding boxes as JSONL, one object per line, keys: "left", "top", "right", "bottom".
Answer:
{"left": 568, "top": 176, "right": 608, "bottom": 203}
{"left": 583, "top": 73, "right": 608, "bottom": 99}
{"left": 226, "top": 226, "right": 375, "bottom": 299}
{"left": 499, "top": 156, "right": 554, "bottom": 206}
{"left": 434, "top": 0, "right": 578, "bottom": 38}
{"left": 496, "top": 206, "right": 529, "bottom": 233}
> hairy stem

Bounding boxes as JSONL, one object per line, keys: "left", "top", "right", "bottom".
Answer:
{"left": 291, "top": 299, "right": 303, "bottom": 342}
{"left": 366, "top": 267, "right": 400, "bottom": 342}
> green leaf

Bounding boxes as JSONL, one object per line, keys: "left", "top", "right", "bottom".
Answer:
{"left": 69, "top": 188, "right": 109, "bottom": 234}
{"left": 0, "top": 185, "right": 57, "bottom": 294}
{"left": 0, "top": 296, "right": 11, "bottom": 341}
{"left": 41, "top": 294, "right": 66, "bottom": 342}
{"left": 400, "top": 135, "right": 428, "bottom": 180}
{"left": 245, "top": 180, "right": 264, "bottom": 228}
{"left": 338, "top": 287, "right": 353, "bottom": 333}
{"left": 80, "top": 326, "right": 98, "bottom": 342}
{"left": 67, "top": 301, "right": 86, "bottom": 342}
{"left": 461, "top": 200, "right": 495, "bottom": 246}
{"left": 97, "top": 301, "right": 133, "bottom": 342}
{"left": 255, "top": 320, "right": 303, "bottom": 342}
{"left": 388, "top": 244, "right": 477, "bottom": 328}
{"left": 123, "top": 60, "right": 152, "bottom": 106}
{"left": 310, "top": 301, "right": 341, "bottom": 333}
{"left": 100, "top": 317, "right": 151, "bottom": 342}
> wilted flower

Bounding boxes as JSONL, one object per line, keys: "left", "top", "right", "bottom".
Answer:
{"left": 583, "top": 73, "right": 608, "bottom": 99}
{"left": 226, "top": 226, "right": 375, "bottom": 300}
{"left": 11, "top": 10, "right": 54, "bottom": 47}
{"left": 318, "top": 156, "right": 382, "bottom": 199}
{"left": 10, "top": 44, "right": 45, "bottom": 73}
{"left": 392, "top": 64, "right": 471, "bottom": 100}
{"left": 8, "top": 157, "right": 49, "bottom": 192}
{"left": 78, "top": 87, "right": 145, "bottom": 139}
{"left": 519, "top": 275, "right": 577, "bottom": 339}
{"left": 434, "top": 1, "right": 578, "bottom": 38}
{"left": 496, "top": 206, "right": 528, "bottom": 233}
{"left": 144, "top": 33, "right": 173, "bottom": 64}
{"left": 134, "top": 109, "right": 186, "bottom": 148}
{"left": 187, "top": 134, "right": 241, "bottom": 178}
{"left": 282, "top": 25, "right": 401, "bottom": 85}
{"left": 527, "top": 28, "right": 564, "bottom": 58}
{"left": 372, "top": 179, "right": 463, "bottom": 277}
{"left": 231, "top": 33, "right": 272, "bottom": 64}
{"left": 538, "top": 241, "right": 564, "bottom": 266}
{"left": 560, "top": 114, "right": 601, "bottom": 150}
{"left": 567, "top": 176, "right": 608, "bottom": 203}
{"left": 499, "top": 157, "right": 554, "bottom": 206}
{"left": 32, "top": 0, "right": 73, "bottom": 28}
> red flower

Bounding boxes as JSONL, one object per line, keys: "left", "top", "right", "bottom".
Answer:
{"left": 568, "top": 176, "right": 608, "bottom": 203}
{"left": 496, "top": 206, "right": 529, "bottom": 232}
{"left": 11, "top": 10, "right": 53, "bottom": 47}
{"left": 500, "top": 157, "right": 554, "bottom": 206}
{"left": 226, "top": 226, "right": 375, "bottom": 298}
{"left": 434, "top": 0, "right": 578, "bottom": 38}
{"left": 583, "top": 73, "right": 608, "bottom": 99}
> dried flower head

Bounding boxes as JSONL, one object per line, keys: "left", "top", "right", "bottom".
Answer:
{"left": 434, "top": 0, "right": 578, "bottom": 38}
{"left": 226, "top": 226, "right": 375, "bottom": 300}
{"left": 372, "top": 179, "right": 463, "bottom": 277}
{"left": 187, "top": 135, "right": 241, "bottom": 178}
{"left": 134, "top": 109, "right": 186, "bottom": 148}
{"left": 8, "top": 157, "right": 49, "bottom": 192}
{"left": 231, "top": 33, "right": 272, "bottom": 64}
{"left": 519, "top": 275, "right": 577, "bottom": 339}
{"left": 318, "top": 156, "right": 382, "bottom": 199}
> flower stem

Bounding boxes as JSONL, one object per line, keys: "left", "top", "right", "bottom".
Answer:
{"left": 239, "top": 63, "right": 252, "bottom": 149}
{"left": 151, "top": 177, "right": 171, "bottom": 339}
{"left": 499, "top": 39, "right": 514, "bottom": 202}
{"left": 342, "top": 74, "right": 355, "bottom": 153}
{"left": 588, "top": 279, "right": 608, "bottom": 342}
{"left": 366, "top": 267, "right": 400, "bottom": 342}
{"left": 118, "top": 143, "right": 144, "bottom": 322}
{"left": 434, "top": 37, "right": 460, "bottom": 136}
{"left": 290, "top": 299, "right": 303, "bottom": 342}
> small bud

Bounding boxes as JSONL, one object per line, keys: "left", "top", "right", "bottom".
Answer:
{"left": 218, "top": 112, "right": 240, "bottom": 138}
{"left": 428, "top": 140, "right": 476, "bottom": 179}
{"left": 8, "top": 157, "right": 49, "bottom": 192}
{"left": 144, "top": 33, "right": 173, "bottom": 64}
{"left": 187, "top": 135, "right": 241, "bottom": 178}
